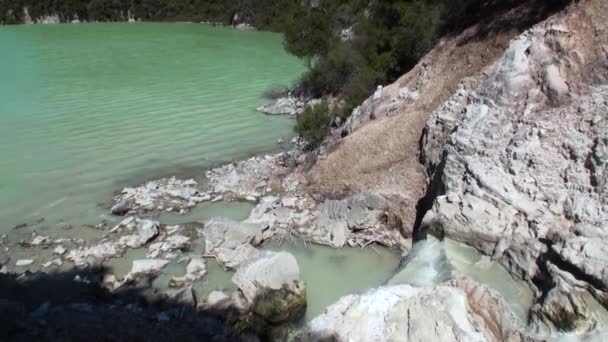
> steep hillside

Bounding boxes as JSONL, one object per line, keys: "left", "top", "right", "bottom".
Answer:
{"left": 304, "top": 1, "right": 565, "bottom": 232}
{"left": 300, "top": 0, "right": 608, "bottom": 336}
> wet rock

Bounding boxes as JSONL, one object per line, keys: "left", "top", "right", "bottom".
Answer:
{"left": 111, "top": 199, "right": 131, "bottom": 216}
{"left": 231, "top": 251, "right": 306, "bottom": 324}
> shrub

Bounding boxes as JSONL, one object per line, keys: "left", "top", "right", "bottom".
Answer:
{"left": 294, "top": 101, "right": 333, "bottom": 146}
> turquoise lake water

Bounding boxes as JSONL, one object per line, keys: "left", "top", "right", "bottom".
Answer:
{"left": 0, "top": 23, "right": 305, "bottom": 231}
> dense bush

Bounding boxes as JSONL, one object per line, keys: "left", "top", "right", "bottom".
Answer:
{"left": 294, "top": 101, "right": 333, "bottom": 146}
{"left": 287, "top": 0, "right": 446, "bottom": 118}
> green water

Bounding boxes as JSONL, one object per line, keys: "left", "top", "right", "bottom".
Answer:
{"left": 0, "top": 23, "right": 305, "bottom": 231}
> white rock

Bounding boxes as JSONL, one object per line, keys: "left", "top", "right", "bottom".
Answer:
{"left": 302, "top": 280, "right": 524, "bottom": 342}
{"left": 129, "top": 259, "right": 170, "bottom": 276}
{"left": 53, "top": 245, "right": 67, "bottom": 255}
{"left": 16, "top": 259, "right": 34, "bottom": 267}
{"left": 232, "top": 251, "right": 302, "bottom": 303}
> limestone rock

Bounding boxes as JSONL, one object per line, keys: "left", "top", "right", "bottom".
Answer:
{"left": 113, "top": 177, "right": 207, "bottom": 214}
{"left": 147, "top": 234, "right": 190, "bottom": 258}
{"left": 300, "top": 280, "right": 526, "bottom": 342}
{"left": 67, "top": 242, "right": 120, "bottom": 267}
{"left": 216, "top": 244, "right": 262, "bottom": 270}
{"left": 118, "top": 219, "right": 159, "bottom": 248}
{"left": 256, "top": 96, "right": 300, "bottom": 115}
{"left": 203, "top": 218, "right": 264, "bottom": 268}
{"left": 110, "top": 199, "right": 131, "bottom": 216}
{"left": 303, "top": 193, "right": 404, "bottom": 248}
{"left": 128, "top": 259, "right": 169, "bottom": 276}
{"left": 419, "top": 0, "right": 608, "bottom": 313}
{"left": 53, "top": 245, "right": 67, "bottom": 255}
{"left": 200, "top": 291, "right": 232, "bottom": 311}
{"left": 15, "top": 259, "right": 34, "bottom": 267}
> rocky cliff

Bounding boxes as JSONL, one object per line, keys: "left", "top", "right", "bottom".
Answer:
{"left": 300, "top": 0, "right": 608, "bottom": 338}
{"left": 420, "top": 0, "right": 608, "bottom": 333}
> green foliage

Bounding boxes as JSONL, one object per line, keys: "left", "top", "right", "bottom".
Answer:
{"left": 295, "top": 101, "right": 333, "bottom": 146}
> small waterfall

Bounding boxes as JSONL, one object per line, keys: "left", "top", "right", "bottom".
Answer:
{"left": 388, "top": 235, "right": 534, "bottom": 323}
{"left": 388, "top": 235, "right": 453, "bottom": 287}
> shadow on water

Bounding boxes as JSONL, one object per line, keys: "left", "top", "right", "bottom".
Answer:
{"left": 0, "top": 267, "right": 255, "bottom": 342}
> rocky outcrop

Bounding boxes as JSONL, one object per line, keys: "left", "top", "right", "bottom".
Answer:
{"left": 301, "top": 192, "right": 406, "bottom": 248}
{"left": 198, "top": 251, "right": 306, "bottom": 334}
{"left": 418, "top": 0, "right": 608, "bottom": 331}
{"left": 112, "top": 177, "right": 210, "bottom": 215}
{"left": 67, "top": 218, "right": 191, "bottom": 267}
{"left": 205, "top": 142, "right": 307, "bottom": 200}
{"left": 299, "top": 279, "right": 527, "bottom": 342}
{"left": 256, "top": 96, "right": 302, "bottom": 115}
{"left": 256, "top": 96, "right": 321, "bottom": 116}
{"left": 243, "top": 192, "right": 408, "bottom": 249}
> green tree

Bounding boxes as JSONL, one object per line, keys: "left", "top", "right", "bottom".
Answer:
{"left": 295, "top": 101, "right": 333, "bottom": 146}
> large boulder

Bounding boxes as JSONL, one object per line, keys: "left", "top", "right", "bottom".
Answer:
{"left": 231, "top": 251, "right": 306, "bottom": 325}
{"left": 299, "top": 279, "right": 527, "bottom": 342}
